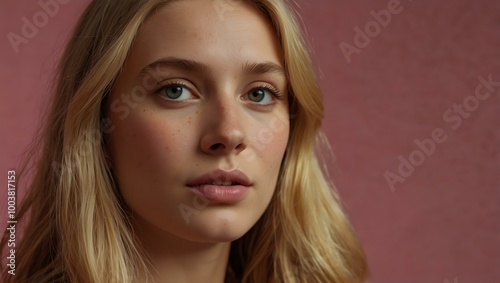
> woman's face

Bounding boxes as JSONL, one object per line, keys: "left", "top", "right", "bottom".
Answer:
{"left": 107, "top": 0, "right": 289, "bottom": 244}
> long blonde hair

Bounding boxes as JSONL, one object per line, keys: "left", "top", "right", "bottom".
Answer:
{"left": 1, "top": 0, "right": 368, "bottom": 282}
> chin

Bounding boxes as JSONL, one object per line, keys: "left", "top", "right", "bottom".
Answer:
{"left": 185, "top": 209, "right": 258, "bottom": 243}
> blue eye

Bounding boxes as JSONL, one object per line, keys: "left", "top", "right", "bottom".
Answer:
{"left": 158, "top": 84, "right": 194, "bottom": 101}
{"left": 247, "top": 87, "right": 277, "bottom": 104}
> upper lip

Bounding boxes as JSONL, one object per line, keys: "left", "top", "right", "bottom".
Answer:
{"left": 187, "top": 169, "right": 252, "bottom": 187}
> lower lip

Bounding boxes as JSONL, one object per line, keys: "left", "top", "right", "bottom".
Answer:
{"left": 189, "top": 185, "right": 250, "bottom": 203}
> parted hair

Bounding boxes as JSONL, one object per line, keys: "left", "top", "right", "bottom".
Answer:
{"left": 1, "top": 0, "right": 368, "bottom": 282}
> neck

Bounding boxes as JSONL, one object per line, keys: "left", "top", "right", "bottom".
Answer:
{"left": 133, "top": 219, "right": 231, "bottom": 283}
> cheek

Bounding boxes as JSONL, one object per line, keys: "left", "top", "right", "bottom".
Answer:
{"left": 108, "top": 109, "right": 195, "bottom": 186}
{"left": 107, "top": 109, "right": 201, "bottom": 233}
{"left": 251, "top": 114, "right": 290, "bottom": 165}
{"left": 246, "top": 114, "right": 289, "bottom": 205}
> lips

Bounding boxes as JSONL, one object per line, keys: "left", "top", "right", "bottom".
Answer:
{"left": 205, "top": 181, "right": 238, "bottom": 186}
{"left": 187, "top": 169, "right": 252, "bottom": 203}
{"left": 187, "top": 169, "right": 251, "bottom": 187}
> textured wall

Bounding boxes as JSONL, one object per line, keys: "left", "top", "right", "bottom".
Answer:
{"left": 0, "top": 1, "right": 498, "bottom": 282}
{"left": 299, "top": 1, "right": 499, "bottom": 282}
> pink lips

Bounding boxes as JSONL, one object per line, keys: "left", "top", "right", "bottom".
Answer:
{"left": 187, "top": 169, "right": 251, "bottom": 203}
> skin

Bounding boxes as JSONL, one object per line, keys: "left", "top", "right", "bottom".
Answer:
{"left": 106, "top": 0, "right": 290, "bottom": 282}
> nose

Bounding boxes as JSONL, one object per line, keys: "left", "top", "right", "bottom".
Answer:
{"left": 200, "top": 98, "right": 248, "bottom": 156}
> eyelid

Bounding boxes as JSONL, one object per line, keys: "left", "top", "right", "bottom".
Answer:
{"left": 253, "top": 83, "right": 284, "bottom": 100}
{"left": 153, "top": 79, "right": 199, "bottom": 100}
{"left": 238, "top": 83, "right": 285, "bottom": 109}
{"left": 154, "top": 80, "right": 192, "bottom": 93}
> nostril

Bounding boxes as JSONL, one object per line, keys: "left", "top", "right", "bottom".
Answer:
{"left": 210, "top": 143, "right": 224, "bottom": 150}
{"left": 235, "top": 143, "right": 246, "bottom": 151}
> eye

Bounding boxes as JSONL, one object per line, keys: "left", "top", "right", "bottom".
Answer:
{"left": 157, "top": 83, "right": 194, "bottom": 101}
{"left": 246, "top": 86, "right": 280, "bottom": 105}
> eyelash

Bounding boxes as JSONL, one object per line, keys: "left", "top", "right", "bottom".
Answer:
{"left": 253, "top": 84, "right": 284, "bottom": 101}
{"left": 154, "top": 81, "right": 189, "bottom": 93}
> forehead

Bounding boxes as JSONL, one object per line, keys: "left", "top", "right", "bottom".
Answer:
{"left": 127, "top": 0, "right": 283, "bottom": 73}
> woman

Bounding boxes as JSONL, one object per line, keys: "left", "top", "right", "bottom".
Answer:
{"left": 1, "top": 0, "right": 368, "bottom": 282}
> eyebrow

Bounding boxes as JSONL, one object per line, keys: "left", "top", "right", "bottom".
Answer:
{"left": 138, "top": 56, "right": 286, "bottom": 78}
{"left": 242, "top": 61, "right": 286, "bottom": 77}
{"left": 139, "top": 57, "right": 211, "bottom": 77}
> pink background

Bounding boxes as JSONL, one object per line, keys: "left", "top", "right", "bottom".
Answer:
{"left": 1, "top": 1, "right": 498, "bottom": 282}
